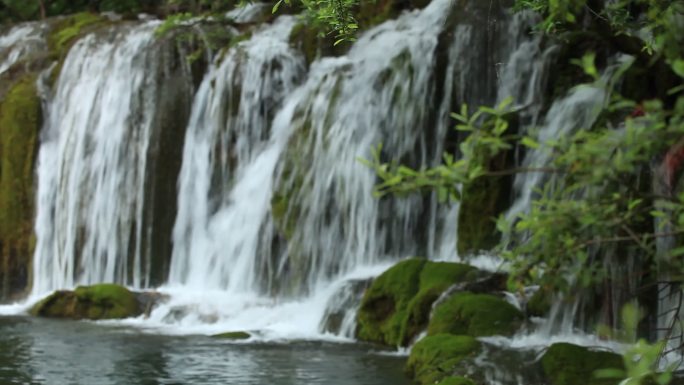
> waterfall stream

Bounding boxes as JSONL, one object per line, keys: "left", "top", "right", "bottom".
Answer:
{"left": 32, "top": 21, "right": 186, "bottom": 294}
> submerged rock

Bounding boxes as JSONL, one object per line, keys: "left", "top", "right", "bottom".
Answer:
{"left": 428, "top": 292, "right": 523, "bottom": 337}
{"left": 30, "top": 284, "right": 158, "bottom": 320}
{"left": 356, "top": 258, "right": 479, "bottom": 346}
{"left": 212, "top": 331, "right": 251, "bottom": 340}
{"left": 406, "top": 334, "right": 480, "bottom": 385}
{"left": 541, "top": 343, "right": 623, "bottom": 385}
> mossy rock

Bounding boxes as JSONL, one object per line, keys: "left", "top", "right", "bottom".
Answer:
{"left": 541, "top": 343, "right": 624, "bottom": 385}
{"left": 406, "top": 334, "right": 480, "bottom": 385}
{"left": 30, "top": 284, "right": 142, "bottom": 320}
{"left": 457, "top": 141, "right": 515, "bottom": 256}
{"left": 356, "top": 258, "right": 426, "bottom": 345}
{"left": 0, "top": 73, "right": 42, "bottom": 300}
{"left": 47, "top": 13, "right": 109, "bottom": 85}
{"left": 401, "top": 262, "right": 477, "bottom": 345}
{"left": 212, "top": 331, "right": 251, "bottom": 340}
{"left": 436, "top": 377, "right": 476, "bottom": 385}
{"left": 428, "top": 292, "right": 523, "bottom": 337}
{"left": 356, "top": 258, "right": 478, "bottom": 346}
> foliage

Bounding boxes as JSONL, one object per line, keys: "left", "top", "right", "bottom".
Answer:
{"left": 274, "top": 0, "right": 358, "bottom": 44}
{"left": 596, "top": 304, "right": 676, "bottom": 385}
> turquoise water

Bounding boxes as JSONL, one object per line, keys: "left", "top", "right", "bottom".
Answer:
{"left": 0, "top": 317, "right": 410, "bottom": 385}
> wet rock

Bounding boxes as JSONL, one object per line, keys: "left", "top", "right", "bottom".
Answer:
{"left": 30, "top": 284, "right": 144, "bottom": 320}
{"left": 134, "top": 291, "right": 169, "bottom": 318}
{"left": 320, "top": 278, "right": 372, "bottom": 335}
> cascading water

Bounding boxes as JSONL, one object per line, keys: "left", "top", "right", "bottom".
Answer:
{"left": 32, "top": 21, "right": 195, "bottom": 295}
{"left": 0, "top": 23, "right": 47, "bottom": 76}
{"left": 14, "top": 0, "right": 634, "bottom": 349}
{"left": 169, "top": 16, "right": 305, "bottom": 293}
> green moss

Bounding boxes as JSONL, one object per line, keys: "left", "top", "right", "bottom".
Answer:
{"left": 31, "top": 284, "right": 141, "bottom": 320}
{"left": 406, "top": 334, "right": 480, "bottom": 385}
{"left": 47, "top": 13, "right": 108, "bottom": 85}
{"left": 436, "top": 377, "right": 477, "bottom": 385}
{"left": 356, "top": 258, "right": 426, "bottom": 345}
{"left": 212, "top": 331, "right": 251, "bottom": 340}
{"left": 541, "top": 343, "right": 624, "bottom": 385}
{"left": 357, "top": 259, "right": 482, "bottom": 346}
{"left": 402, "top": 262, "right": 476, "bottom": 345}
{"left": 428, "top": 292, "right": 523, "bottom": 337}
{"left": 0, "top": 74, "right": 41, "bottom": 299}
{"left": 49, "top": 13, "right": 103, "bottom": 53}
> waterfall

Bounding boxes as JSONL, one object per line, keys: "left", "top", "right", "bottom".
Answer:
{"left": 14, "top": 0, "right": 624, "bottom": 342}
{"left": 169, "top": 16, "right": 306, "bottom": 292}
{"left": 32, "top": 21, "right": 194, "bottom": 295}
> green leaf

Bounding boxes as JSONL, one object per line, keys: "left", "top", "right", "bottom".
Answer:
{"left": 672, "top": 59, "right": 684, "bottom": 79}
{"left": 272, "top": 0, "right": 283, "bottom": 13}
{"left": 521, "top": 136, "right": 540, "bottom": 149}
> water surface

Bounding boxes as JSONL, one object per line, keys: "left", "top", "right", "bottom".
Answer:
{"left": 0, "top": 317, "right": 410, "bottom": 385}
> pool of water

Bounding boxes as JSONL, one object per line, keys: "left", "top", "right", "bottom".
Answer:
{"left": 0, "top": 316, "right": 411, "bottom": 385}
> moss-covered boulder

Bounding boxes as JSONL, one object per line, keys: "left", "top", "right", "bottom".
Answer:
{"left": 428, "top": 292, "right": 523, "bottom": 337}
{"left": 356, "top": 258, "right": 478, "bottom": 346}
{"left": 30, "top": 284, "right": 143, "bottom": 320}
{"left": 436, "top": 377, "right": 476, "bottom": 385}
{"left": 541, "top": 343, "right": 624, "bottom": 385}
{"left": 0, "top": 74, "right": 42, "bottom": 300}
{"left": 212, "top": 331, "right": 251, "bottom": 340}
{"left": 406, "top": 334, "right": 480, "bottom": 385}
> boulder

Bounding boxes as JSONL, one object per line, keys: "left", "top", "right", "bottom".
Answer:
{"left": 30, "top": 284, "right": 147, "bottom": 320}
